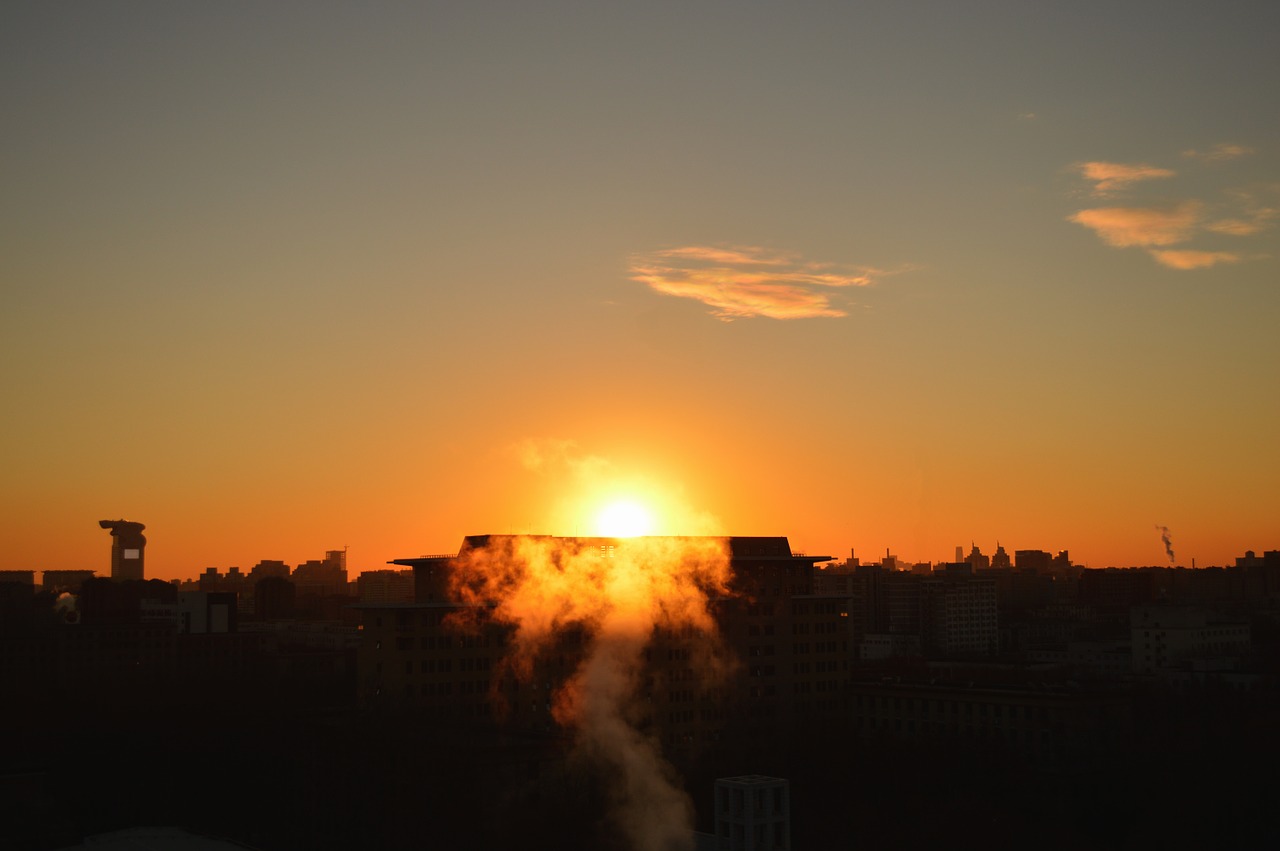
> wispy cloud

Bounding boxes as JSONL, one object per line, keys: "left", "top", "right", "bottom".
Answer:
{"left": 1068, "top": 203, "right": 1201, "bottom": 247}
{"left": 1205, "top": 218, "right": 1267, "bottom": 236}
{"left": 515, "top": 438, "right": 609, "bottom": 480}
{"left": 629, "top": 245, "right": 885, "bottom": 320}
{"left": 1077, "top": 161, "right": 1175, "bottom": 196}
{"left": 1147, "top": 249, "right": 1240, "bottom": 270}
{"left": 1182, "top": 143, "right": 1256, "bottom": 162}
{"left": 653, "top": 245, "right": 791, "bottom": 267}
{"left": 1206, "top": 187, "right": 1278, "bottom": 236}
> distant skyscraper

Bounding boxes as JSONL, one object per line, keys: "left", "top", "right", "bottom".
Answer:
{"left": 99, "top": 519, "right": 146, "bottom": 581}
{"left": 991, "top": 543, "right": 1011, "bottom": 569}
{"left": 965, "top": 544, "right": 991, "bottom": 571}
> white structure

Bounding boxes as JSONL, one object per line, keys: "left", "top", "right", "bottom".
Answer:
{"left": 714, "top": 775, "right": 790, "bottom": 851}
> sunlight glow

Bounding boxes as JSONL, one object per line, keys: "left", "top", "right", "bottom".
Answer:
{"left": 594, "top": 500, "right": 654, "bottom": 537}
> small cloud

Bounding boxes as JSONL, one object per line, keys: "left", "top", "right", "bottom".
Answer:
{"left": 1068, "top": 202, "right": 1201, "bottom": 247}
{"left": 1147, "top": 249, "right": 1241, "bottom": 270}
{"left": 1182, "top": 143, "right": 1256, "bottom": 162}
{"left": 1017, "top": 112, "right": 1037, "bottom": 122}
{"left": 1205, "top": 218, "right": 1266, "bottom": 236}
{"left": 629, "top": 245, "right": 886, "bottom": 321}
{"left": 1077, "top": 161, "right": 1175, "bottom": 196}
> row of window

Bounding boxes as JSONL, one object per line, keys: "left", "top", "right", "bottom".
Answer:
{"left": 793, "top": 678, "right": 843, "bottom": 694}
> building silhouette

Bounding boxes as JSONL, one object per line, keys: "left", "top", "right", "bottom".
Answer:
{"left": 0, "top": 570, "right": 36, "bottom": 587}
{"left": 99, "top": 519, "right": 145, "bottom": 581}
{"left": 41, "top": 569, "right": 95, "bottom": 593}
{"left": 356, "top": 569, "right": 414, "bottom": 604}
{"left": 293, "top": 549, "right": 349, "bottom": 597}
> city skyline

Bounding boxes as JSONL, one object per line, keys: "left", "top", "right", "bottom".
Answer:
{"left": 3, "top": 3, "right": 1278, "bottom": 580}
{"left": 14, "top": 519, "right": 1276, "bottom": 584}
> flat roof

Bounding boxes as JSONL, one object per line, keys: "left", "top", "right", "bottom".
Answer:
{"left": 390, "top": 535, "right": 831, "bottom": 566}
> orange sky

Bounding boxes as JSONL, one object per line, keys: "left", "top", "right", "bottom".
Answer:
{"left": 2, "top": 4, "right": 1278, "bottom": 579}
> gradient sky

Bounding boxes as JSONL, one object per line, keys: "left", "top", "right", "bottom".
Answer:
{"left": 3, "top": 1, "right": 1278, "bottom": 579}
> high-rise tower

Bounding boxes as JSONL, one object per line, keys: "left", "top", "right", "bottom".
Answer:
{"left": 99, "top": 519, "right": 146, "bottom": 581}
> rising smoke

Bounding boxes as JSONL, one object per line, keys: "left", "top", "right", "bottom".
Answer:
{"left": 1155, "top": 524, "right": 1176, "bottom": 564}
{"left": 449, "top": 534, "right": 732, "bottom": 851}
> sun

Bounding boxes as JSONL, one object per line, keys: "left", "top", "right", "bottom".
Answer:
{"left": 594, "top": 499, "right": 654, "bottom": 538}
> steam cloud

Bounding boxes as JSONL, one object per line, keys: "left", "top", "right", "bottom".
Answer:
{"left": 450, "top": 535, "right": 732, "bottom": 851}
{"left": 1155, "top": 524, "right": 1176, "bottom": 564}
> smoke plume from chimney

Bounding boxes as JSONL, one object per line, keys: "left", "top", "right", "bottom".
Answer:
{"left": 1155, "top": 524, "right": 1176, "bottom": 565}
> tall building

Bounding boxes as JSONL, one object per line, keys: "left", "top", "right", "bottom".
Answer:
{"left": 99, "top": 519, "right": 145, "bottom": 581}
{"left": 965, "top": 544, "right": 991, "bottom": 571}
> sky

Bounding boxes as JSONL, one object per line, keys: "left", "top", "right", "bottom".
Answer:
{"left": 3, "top": 1, "right": 1278, "bottom": 579}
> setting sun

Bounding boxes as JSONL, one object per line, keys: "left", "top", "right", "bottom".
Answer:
{"left": 594, "top": 500, "right": 654, "bottom": 537}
